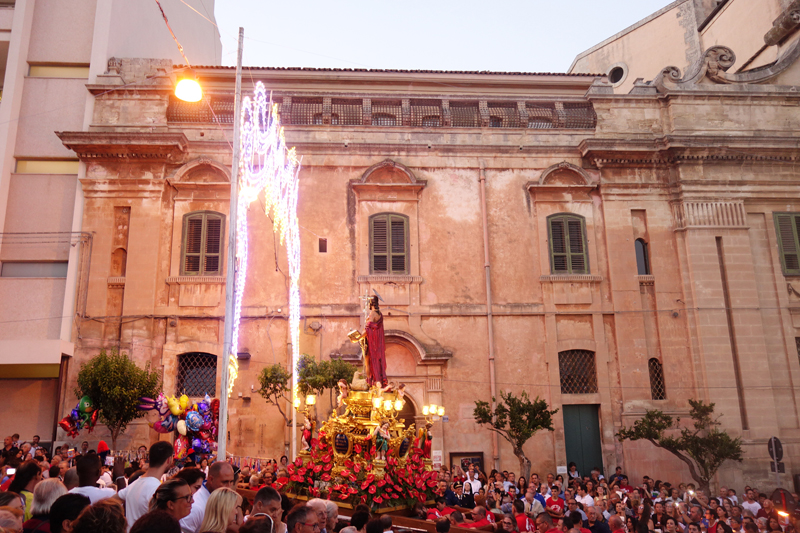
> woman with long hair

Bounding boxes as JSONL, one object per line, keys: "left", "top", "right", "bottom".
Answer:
{"left": 462, "top": 482, "right": 476, "bottom": 509}
{"left": 517, "top": 476, "right": 528, "bottom": 496}
{"left": 71, "top": 499, "right": 126, "bottom": 533}
{"left": 8, "top": 461, "right": 42, "bottom": 521}
{"left": 199, "top": 487, "right": 243, "bottom": 533}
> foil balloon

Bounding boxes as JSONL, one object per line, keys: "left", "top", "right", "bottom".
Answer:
{"left": 153, "top": 414, "right": 177, "bottom": 433}
{"left": 176, "top": 419, "right": 187, "bottom": 436}
{"left": 167, "top": 395, "right": 182, "bottom": 416}
{"left": 179, "top": 394, "right": 190, "bottom": 413}
{"left": 59, "top": 416, "right": 79, "bottom": 438}
{"left": 185, "top": 411, "right": 203, "bottom": 433}
{"left": 174, "top": 435, "right": 189, "bottom": 460}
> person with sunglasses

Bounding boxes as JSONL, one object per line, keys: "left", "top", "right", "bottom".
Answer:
{"left": 287, "top": 505, "right": 321, "bottom": 533}
{"left": 148, "top": 479, "right": 194, "bottom": 521}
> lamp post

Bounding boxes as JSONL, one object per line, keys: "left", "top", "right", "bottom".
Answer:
{"left": 218, "top": 27, "right": 245, "bottom": 463}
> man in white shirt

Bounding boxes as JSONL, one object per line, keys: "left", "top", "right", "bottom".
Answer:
{"left": 181, "top": 461, "right": 234, "bottom": 533}
{"left": 118, "top": 440, "right": 174, "bottom": 530}
{"left": 576, "top": 485, "right": 594, "bottom": 508}
{"left": 504, "top": 473, "right": 517, "bottom": 493}
{"left": 465, "top": 463, "right": 482, "bottom": 494}
{"left": 68, "top": 454, "right": 116, "bottom": 503}
{"left": 741, "top": 490, "right": 761, "bottom": 515}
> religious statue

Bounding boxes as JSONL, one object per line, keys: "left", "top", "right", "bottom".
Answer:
{"left": 348, "top": 295, "right": 388, "bottom": 387}
{"left": 373, "top": 419, "right": 391, "bottom": 462}
{"left": 414, "top": 421, "right": 433, "bottom": 459}
{"left": 301, "top": 414, "right": 314, "bottom": 452}
{"left": 336, "top": 379, "right": 350, "bottom": 416}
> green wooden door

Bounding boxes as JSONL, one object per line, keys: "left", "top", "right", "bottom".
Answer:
{"left": 562, "top": 404, "right": 603, "bottom": 477}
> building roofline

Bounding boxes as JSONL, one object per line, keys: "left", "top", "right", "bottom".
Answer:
{"left": 568, "top": 0, "right": 690, "bottom": 73}
{"left": 186, "top": 65, "right": 602, "bottom": 77}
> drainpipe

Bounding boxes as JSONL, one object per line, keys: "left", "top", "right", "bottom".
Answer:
{"left": 479, "top": 161, "right": 500, "bottom": 471}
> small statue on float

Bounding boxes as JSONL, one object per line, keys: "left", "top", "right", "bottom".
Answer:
{"left": 372, "top": 419, "right": 391, "bottom": 462}
{"left": 336, "top": 379, "right": 350, "bottom": 416}
{"left": 301, "top": 414, "right": 314, "bottom": 452}
{"left": 415, "top": 421, "right": 433, "bottom": 459}
{"left": 349, "top": 295, "right": 388, "bottom": 388}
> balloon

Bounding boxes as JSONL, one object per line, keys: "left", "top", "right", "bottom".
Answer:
{"left": 176, "top": 420, "right": 187, "bottom": 436}
{"left": 78, "top": 396, "right": 94, "bottom": 414}
{"left": 167, "top": 395, "right": 182, "bottom": 416}
{"left": 174, "top": 435, "right": 189, "bottom": 460}
{"left": 185, "top": 411, "right": 203, "bottom": 432}
{"left": 179, "top": 394, "right": 190, "bottom": 412}
{"left": 59, "top": 416, "right": 78, "bottom": 438}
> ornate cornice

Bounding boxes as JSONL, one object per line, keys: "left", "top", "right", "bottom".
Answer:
{"left": 57, "top": 131, "right": 188, "bottom": 162}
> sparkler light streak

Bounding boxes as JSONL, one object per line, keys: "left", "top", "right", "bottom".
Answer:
{"left": 229, "top": 81, "right": 301, "bottom": 397}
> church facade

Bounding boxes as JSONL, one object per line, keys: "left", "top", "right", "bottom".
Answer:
{"left": 53, "top": 3, "right": 800, "bottom": 490}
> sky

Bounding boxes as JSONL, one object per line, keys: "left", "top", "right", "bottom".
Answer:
{"left": 210, "top": 0, "right": 675, "bottom": 73}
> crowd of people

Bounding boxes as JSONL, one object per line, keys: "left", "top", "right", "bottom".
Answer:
{"left": 0, "top": 435, "right": 797, "bottom": 533}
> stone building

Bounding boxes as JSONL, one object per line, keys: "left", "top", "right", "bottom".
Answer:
{"left": 0, "top": 0, "right": 220, "bottom": 445}
{"left": 48, "top": 0, "right": 800, "bottom": 491}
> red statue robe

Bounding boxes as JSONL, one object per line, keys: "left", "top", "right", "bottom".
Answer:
{"left": 365, "top": 314, "right": 388, "bottom": 386}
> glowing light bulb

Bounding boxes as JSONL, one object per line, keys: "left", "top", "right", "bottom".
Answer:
{"left": 394, "top": 399, "right": 404, "bottom": 411}
{"left": 429, "top": 404, "right": 437, "bottom": 414}
{"left": 175, "top": 78, "right": 202, "bottom": 102}
{"left": 306, "top": 395, "right": 316, "bottom": 406}
{"left": 293, "top": 398, "right": 301, "bottom": 409}
{"left": 373, "top": 397, "right": 382, "bottom": 409}
{"left": 437, "top": 406, "right": 445, "bottom": 417}
{"left": 422, "top": 406, "right": 429, "bottom": 416}
{"left": 384, "top": 400, "right": 393, "bottom": 411}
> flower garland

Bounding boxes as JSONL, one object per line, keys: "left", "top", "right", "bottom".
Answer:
{"left": 286, "top": 430, "right": 437, "bottom": 510}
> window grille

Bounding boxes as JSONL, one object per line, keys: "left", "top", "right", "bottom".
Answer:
{"left": 177, "top": 352, "right": 217, "bottom": 396}
{"left": 182, "top": 211, "right": 224, "bottom": 275}
{"left": 487, "top": 102, "right": 519, "bottom": 128}
{"left": 648, "top": 358, "right": 666, "bottom": 400}
{"left": 331, "top": 98, "right": 362, "bottom": 125}
{"left": 290, "top": 97, "right": 323, "bottom": 125}
{"left": 312, "top": 113, "right": 323, "bottom": 125}
{"left": 372, "top": 100, "right": 401, "bottom": 126}
{"left": 450, "top": 101, "right": 480, "bottom": 127}
{"left": 558, "top": 350, "right": 598, "bottom": 394}
{"left": 796, "top": 337, "right": 800, "bottom": 366}
{"left": 774, "top": 213, "right": 800, "bottom": 275}
{"left": 548, "top": 214, "right": 589, "bottom": 274}
{"left": 560, "top": 101, "right": 597, "bottom": 129}
{"left": 527, "top": 103, "right": 556, "bottom": 129}
{"left": 370, "top": 213, "right": 408, "bottom": 274}
{"left": 411, "top": 99, "right": 442, "bottom": 127}
{"left": 635, "top": 239, "right": 650, "bottom": 275}
{"left": 168, "top": 96, "right": 211, "bottom": 123}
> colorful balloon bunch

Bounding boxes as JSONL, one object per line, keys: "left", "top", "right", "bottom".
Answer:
{"left": 58, "top": 395, "right": 98, "bottom": 438}
{"left": 139, "top": 392, "right": 219, "bottom": 460}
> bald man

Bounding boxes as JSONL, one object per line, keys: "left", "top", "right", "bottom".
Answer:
{"left": 180, "top": 461, "right": 234, "bottom": 533}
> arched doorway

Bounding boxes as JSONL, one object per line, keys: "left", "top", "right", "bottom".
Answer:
{"left": 397, "top": 394, "right": 417, "bottom": 429}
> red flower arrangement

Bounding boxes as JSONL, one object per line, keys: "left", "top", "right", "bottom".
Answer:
{"left": 285, "top": 438, "right": 436, "bottom": 511}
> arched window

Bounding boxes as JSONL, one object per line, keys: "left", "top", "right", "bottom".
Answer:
{"left": 370, "top": 213, "right": 408, "bottom": 274}
{"left": 548, "top": 214, "right": 589, "bottom": 274}
{"left": 177, "top": 352, "right": 217, "bottom": 396}
{"left": 635, "top": 239, "right": 650, "bottom": 275}
{"left": 558, "top": 350, "right": 598, "bottom": 394}
{"left": 648, "top": 358, "right": 666, "bottom": 400}
{"left": 372, "top": 113, "right": 397, "bottom": 126}
{"left": 181, "top": 211, "right": 224, "bottom": 275}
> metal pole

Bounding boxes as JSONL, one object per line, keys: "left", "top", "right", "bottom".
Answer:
{"left": 771, "top": 439, "right": 780, "bottom": 489}
{"left": 219, "top": 27, "right": 244, "bottom": 463}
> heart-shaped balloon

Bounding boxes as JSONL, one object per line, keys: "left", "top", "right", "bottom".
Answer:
{"left": 176, "top": 420, "right": 187, "bottom": 436}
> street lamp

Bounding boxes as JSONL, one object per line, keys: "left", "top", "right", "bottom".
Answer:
{"left": 175, "top": 72, "right": 202, "bottom": 102}
{"left": 306, "top": 395, "right": 316, "bottom": 406}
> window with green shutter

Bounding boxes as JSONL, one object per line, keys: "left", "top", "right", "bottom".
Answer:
{"left": 548, "top": 214, "right": 589, "bottom": 274}
{"left": 774, "top": 213, "right": 800, "bottom": 275}
{"left": 370, "top": 213, "right": 408, "bottom": 274}
{"left": 181, "top": 211, "right": 225, "bottom": 276}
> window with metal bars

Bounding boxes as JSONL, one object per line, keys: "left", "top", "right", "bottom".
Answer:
{"left": 527, "top": 103, "right": 556, "bottom": 129}
{"left": 177, "top": 352, "right": 217, "bottom": 396}
{"left": 411, "top": 99, "right": 442, "bottom": 127}
{"left": 371, "top": 113, "right": 397, "bottom": 126}
{"left": 181, "top": 211, "right": 225, "bottom": 276}
{"left": 548, "top": 214, "right": 589, "bottom": 274}
{"left": 370, "top": 213, "right": 408, "bottom": 274}
{"left": 774, "top": 213, "right": 800, "bottom": 275}
{"left": 795, "top": 337, "right": 800, "bottom": 366}
{"left": 648, "top": 358, "right": 666, "bottom": 400}
{"left": 558, "top": 350, "right": 598, "bottom": 394}
{"left": 290, "top": 97, "right": 323, "bottom": 125}
{"left": 450, "top": 102, "right": 480, "bottom": 127}
{"left": 487, "top": 103, "right": 519, "bottom": 128}
{"left": 331, "top": 98, "right": 362, "bottom": 125}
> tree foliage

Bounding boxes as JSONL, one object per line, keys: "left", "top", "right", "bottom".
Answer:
{"left": 474, "top": 391, "right": 559, "bottom": 479}
{"left": 75, "top": 349, "right": 161, "bottom": 449}
{"left": 616, "top": 399, "right": 743, "bottom": 494}
{"left": 256, "top": 363, "right": 293, "bottom": 425}
{"left": 297, "top": 354, "right": 357, "bottom": 397}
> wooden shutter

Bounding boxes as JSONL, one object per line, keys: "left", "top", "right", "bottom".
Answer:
{"left": 550, "top": 218, "right": 568, "bottom": 272}
{"left": 184, "top": 216, "right": 203, "bottom": 274}
{"left": 371, "top": 216, "right": 389, "bottom": 273}
{"left": 549, "top": 214, "right": 588, "bottom": 274}
{"left": 390, "top": 216, "right": 407, "bottom": 273}
{"left": 775, "top": 213, "right": 800, "bottom": 275}
{"left": 371, "top": 214, "right": 408, "bottom": 274}
{"left": 182, "top": 212, "right": 224, "bottom": 276}
{"left": 204, "top": 216, "right": 223, "bottom": 274}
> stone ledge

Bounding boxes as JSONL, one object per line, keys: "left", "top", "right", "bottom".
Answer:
{"left": 107, "top": 276, "right": 126, "bottom": 287}
{"left": 540, "top": 274, "right": 602, "bottom": 283}
{"left": 636, "top": 275, "right": 655, "bottom": 285}
{"left": 357, "top": 275, "right": 423, "bottom": 284}
{"left": 166, "top": 276, "right": 226, "bottom": 284}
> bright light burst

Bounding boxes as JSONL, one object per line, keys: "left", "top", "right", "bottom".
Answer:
{"left": 229, "top": 81, "right": 301, "bottom": 397}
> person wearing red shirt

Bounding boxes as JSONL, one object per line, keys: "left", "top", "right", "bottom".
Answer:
{"left": 535, "top": 512, "right": 563, "bottom": 533}
{"left": 545, "top": 490, "right": 565, "bottom": 517}
{"left": 608, "top": 516, "right": 625, "bottom": 533}
{"left": 513, "top": 500, "right": 535, "bottom": 532}
{"left": 468, "top": 507, "right": 494, "bottom": 529}
{"left": 428, "top": 498, "right": 448, "bottom": 521}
